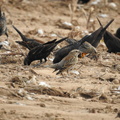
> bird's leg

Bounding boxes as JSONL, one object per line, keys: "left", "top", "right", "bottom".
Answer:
{"left": 66, "top": 70, "right": 70, "bottom": 78}
{"left": 40, "top": 59, "right": 43, "bottom": 63}
{"left": 44, "top": 58, "right": 47, "bottom": 63}
{"left": 60, "top": 72, "right": 65, "bottom": 78}
{"left": 5, "top": 32, "right": 8, "bottom": 41}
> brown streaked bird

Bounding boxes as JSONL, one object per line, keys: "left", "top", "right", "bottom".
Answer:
{"left": 0, "top": 7, "right": 8, "bottom": 40}
{"left": 24, "top": 37, "right": 68, "bottom": 65}
{"left": 49, "top": 49, "right": 81, "bottom": 75}
{"left": 12, "top": 25, "right": 44, "bottom": 50}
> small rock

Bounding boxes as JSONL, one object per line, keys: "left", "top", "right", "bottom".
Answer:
{"left": 62, "top": 21, "right": 73, "bottom": 29}
{"left": 90, "top": 0, "right": 101, "bottom": 5}
{"left": 98, "top": 14, "right": 108, "bottom": 18}
{"left": 39, "top": 103, "right": 46, "bottom": 107}
{"left": 26, "top": 96, "right": 34, "bottom": 100}
{"left": 38, "top": 29, "right": 44, "bottom": 35}
{"left": 108, "top": 2, "right": 117, "bottom": 10}
{"left": 113, "top": 80, "right": 119, "bottom": 84}
{"left": 39, "top": 82, "right": 51, "bottom": 88}
{"left": 50, "top": 34, "right": 57, "bottom": 37}
{"left": 70, "top": 70, "right": 80, "bottom": 75}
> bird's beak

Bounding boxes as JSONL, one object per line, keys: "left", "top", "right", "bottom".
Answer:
{"left": 78, "top": 53, "right": 87, "bottom": 58}
{"left": 82, "top": 53, "right": 87, "bottom": 57}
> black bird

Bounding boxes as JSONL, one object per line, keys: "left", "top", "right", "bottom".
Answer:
{"left": 114, "top": 27, "right": 120, "bottom": 39}
{"left": 24, "top": 37, "right": 67, "bottom": 65}
{"left": 64, "top": 38, "right": 77, "bottom": 44}
{"left": 0, "top": 7, "right": 8, "bottom": 40}
{"left": 56, "top": 34, "right": 77, "bottom": 44}
{"left": 13, "top": 25, "right": 44, "bottom": 50}
{"left": 104, "top": 31, "right": 120, "bottom": 53}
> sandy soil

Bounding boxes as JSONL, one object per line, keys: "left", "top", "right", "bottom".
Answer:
{"left": 0, "top": 0, "right": 120, "bottom": 120}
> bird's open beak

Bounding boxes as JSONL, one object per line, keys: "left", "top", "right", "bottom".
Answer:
{"left": 78, "top": 52, "right": 99, "bottom": 61}
{"left": 78, "top": 53, "right": 87, "bottom": 58}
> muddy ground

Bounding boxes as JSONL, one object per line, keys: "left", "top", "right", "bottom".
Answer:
{"left": 0, "top": 0, "right": 120, "bottom": 120}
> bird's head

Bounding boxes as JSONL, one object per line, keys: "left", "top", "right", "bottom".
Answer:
{"left": 24, "top": 57, "right": 31, "bottom": 65}
{"left": 70, "top": 49, "right": 82, "bottom": 57}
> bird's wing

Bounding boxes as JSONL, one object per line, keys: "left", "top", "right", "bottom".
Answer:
{"left": 65, "top": 38, "right": 77, "bottom": 44}
{"left": 104, "top": 31, "right": 120, "bottom": 51}
{"left": 28, "top": 44, "right": 44, "bottom": 56}
{"left": 62, "top": 54, "right": 75, "bottom": 68}
{"left": 43, "top": 39, "right": 57, "bottom": 45}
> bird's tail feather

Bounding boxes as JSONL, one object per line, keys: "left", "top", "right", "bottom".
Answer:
{"left": 43, "top": 64, "right": 58, "bottom": 69}
{"left": 96, "top": 17, "right": 103, "bottom": 27}
{"left": 55, "top": 37, "right": 68, "bottom": 44}
{"left": 97, "top": 18, "right": 114, "bottom": 31}
{"left": 15, "top": 41, "right": 26, "bottom": 46}
{"left": 43, "top": 64, "right": 59, "bottom": 73}
{"left": 12, "top": 25, "right": 27, "bottom": 42}
{"left": 103, "top": 19, "right": 114, "bottom": 31}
